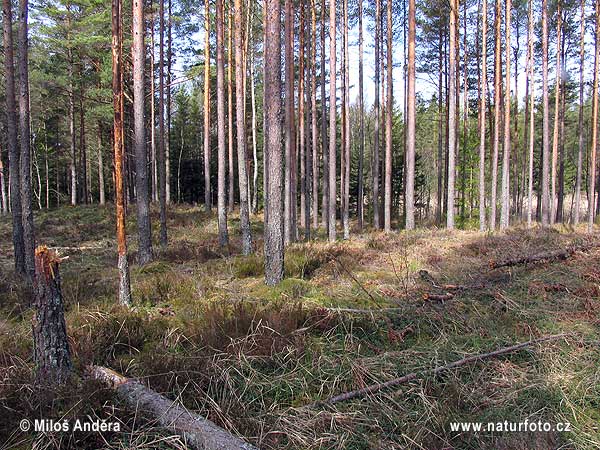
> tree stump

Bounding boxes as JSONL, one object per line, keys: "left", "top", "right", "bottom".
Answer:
{"left": 32, "top": 246, "right": 72, "bottom": 385}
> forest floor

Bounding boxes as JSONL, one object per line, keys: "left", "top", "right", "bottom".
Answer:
{"left": 0, "top": 204, "right": 599, "bottom": 449}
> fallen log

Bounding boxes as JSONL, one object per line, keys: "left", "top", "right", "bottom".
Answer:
{"left": 490, "top": 245, "right": 595, "bottom": 269}
{"left": 88, "top": 365, "right": 258, "bottom": 450}
{"left": 307, "top": 333, "right": 570, "bottom": 407}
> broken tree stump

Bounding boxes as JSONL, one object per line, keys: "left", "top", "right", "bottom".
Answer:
{"left": 32, "top": 246, "right": 72, "bottom": 385}
{"left": 88, "top": 365, "right": 259, "bottom": 450}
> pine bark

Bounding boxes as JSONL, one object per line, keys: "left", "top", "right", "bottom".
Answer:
{"left": 112, "top": 0, "right": 131, "bottom": 306}
{"left": 32, "top": 247, "right": 72, "bottom": 385}
{"left": 133, "top": 0, "right": 153, "bottom": 265}
{"left": 541, "top": 0, "right": 551, "bottom": 226}
{"left": 490, "top": 0, "right": 501, "bottom": 230}
{"left": 373, "top": 0, "right": 381, "bottom": 229}
{"left": 227, "top": 10, "right": 235, "bottom": 213}
{"left": 234, "top": 0, "right": 252, "bottom": 255}
{"left": 17, "top": 0, "right": 35, "bottom": 280}
{"left": 263, "top": 0, "right": 284, "bottom": 285}
{"left": 479, "top": 0, "right": 488, "bottom": 231}
{"left": 526, "top": 0, "right": 535, "bottom": 227}
{"left": 311, "top": 0, "right": 319, "bottom": 231}
{"left": 284, "top": 0, "right": 296, "bottom": 244}
{"left": 203, "top": 0, "right": 211, "bottom": 212}
{"left": 357, "top": 0, "right": 365, "bottom": 230}
{"left": 574, "top": 0, "right": 585, "bottom": 225}
{"left": 500, "top": 0, "right": 511, "bottom": 230}
{"left": 550, "top": 2, "right": 561, "bottom": 224}
{"left": 342, "top": 0, "right": 350, "bottom": 239}
{"left": 447, "top": 0, "right": 457, "bottom": 230}
{"left": 320, "top": 0, "right": 329, "bottom": 230}
{"left": 327, "top": 0, "right": 337, "bottom": 242}
{"left": 406, "top": 0, "right": 416, "bottom": 230}
{"left": 3, "top": 0, "right": 25, "bottom": 276}
{"left": 384, "top": 0, "right": 393, "bottom": 232}
{"left": 589, "top": 0, "right": 600, "bottom": 232}
{"left": 216, "top": 0, "right": 229, "bottom": 247}
{"left": 158, "top": 0, "right": 168, "bottom": 246}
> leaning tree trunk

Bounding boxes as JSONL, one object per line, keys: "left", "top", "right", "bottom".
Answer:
{"left": 133, "top": 0, "right": 153, "bottom": 265}
{"left": 3, "top": 0, "right": 25, "bottom": 276}
{"left": 18, "top": 0, "right": 35, "bottom": 281}
{"left": 32, "top": 246, "right": 72, "bottom": 385}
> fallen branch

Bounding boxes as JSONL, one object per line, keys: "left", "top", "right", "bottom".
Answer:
{"left": 307, "top": 333, "right": 570, "bottom": 407}
{"left": 418, "top": 270, "right": 485, "bottom": 291}
{"left": 326, "top": 307, "right": 405, "bottom": 314}
{"left": 490, "top": 245, "right": 595, "bottom": 269}
{"left": 329, "top": 253, "right": 378, "bottom": 304}
{"left": 88, "top": 365, "right": 258, "bottom": 450}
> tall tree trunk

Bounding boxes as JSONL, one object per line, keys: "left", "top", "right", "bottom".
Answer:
{"left": 133, "top": 0, "right": 153, "bottom": 265}
{"left": 406, "top": 0, "right": 416, "bottom": 230}
{"left": 311, "top": 0, "right": 319, "bottom": 231}
{"left": 447, "top": 0, "right": 458, "bottom": 230}
{"left": 479, "top": 0, "right": 488, "bottom": 231}
{"left": 320, "top": 0, "right": 329, "bottom": 230}
{"left": 557, "top": 32, "right": 566, "bottom": 223}
{"left": 150, "top": 14, "right": 157, "bottom": 203}
{"left": 79, "top": 91, "right": 88, "bottom": 204}
{"left": 68, "top": 44, "right": 77, "bottom": 207}
{"left": 328, "top": 0, "right": 337, "bottom": 242}
{"left": 383, "top": 0, "right": 393, "bottom": 232}
{"left": 373, "top": 0, "right": 381, "bottom": 230}
{"left": 284, "top": 0, "right": 296, "bottom": 244}
{"left": 526, "top": 0, "right": 535, "bottom": 227}
{"left": 98, "top": 124, "right": 105, "bottom": 205}
{"left": 227, "top": 10, "right": 235, "bottom": 213}
{"left": 216, "top": 0, "right": 229, "bottom": 247}
{"left": 500, "top": 0, "right": 511, "bottom": 230}
{"left": 342, "top": 0, "right": 350, "bottom": 239}
{"left": 357, "top": 0, "right": 365, "bottom": 230}
{"left": 299, "top": 1, "right": 307, "bottom": 234}
{"left": 250, "top": 22, "right": 259, "bottom": 215}
{"left": 158, "top": 0, "right": 168, "bottom": 246}
{"left": 165, "top": 0, "right": 172, "bottom": 205}
{"left": 550, "top": 1, "right": 561, "bottom": 224}
{"left": 234, "top": 0, "right": 252, "bottom": 255}
{"left": 3, "top": 0, "right": 25, "bottom": 276}
{"left": 17, "top": 0, "right": 35, "bottom": 280}
{"left": 490, "top": 0, "right": 501, "bottom": 230}
{"left": 203, "top": 0, "right": 211, "bottom": 212}
{"left": 574, "top": 0, "right": 585, "bottom": 225}
{"left": 112, "top": 0, "right": 131, "bottom": 306}
{"left": 437, "top": 28, "right": 443, "bottom": 225}
{"left": 263, "top": 0, "right": 284, "bottom": 285}
{"left": 541, "top": 0, "right": 551, "bottom": 226}
{"left": 589, "top": 0, "right": 600, "bottom": 232}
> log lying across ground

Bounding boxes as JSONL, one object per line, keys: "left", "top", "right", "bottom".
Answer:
{"left": 88, "top": 366, "right": 258, "bottom": 450}
{"left": 490, "top": 244, "right": 597, "bottom": 270}
{"left": 307, "top": 333, "right": 570, "bottom": 407}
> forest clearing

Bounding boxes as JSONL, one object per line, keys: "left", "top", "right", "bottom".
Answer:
{"left": 1, "top": 206, "right": 599, "bottom": 448}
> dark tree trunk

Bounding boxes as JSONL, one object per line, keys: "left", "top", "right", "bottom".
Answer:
{"left": 3, "top": 0, "right": 25, "bottom": 276}
{"left": 264, "top": 0, "right": 284, "bottom": 285}
{"left": 133, "top": 0, "right": 153, "bottom": 265}
{"left": 373, "top": 0, "right": 381, "bottom": 230}
{"left": 284, "top": 0, "right": 296, "bottom": 244}
{"left": 17, "top": 0, "right": 35, "bottom": 280}
{"left": 203, "top": 0, "right": 211, "bottom": 212}
{"left": 32, "top": 247, "right": 72, "bottom": 385}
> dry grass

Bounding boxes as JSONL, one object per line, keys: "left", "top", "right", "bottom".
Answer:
{"left": 0, "top": 206, "right": 599, "bottom": 449}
